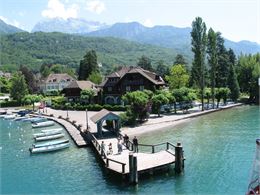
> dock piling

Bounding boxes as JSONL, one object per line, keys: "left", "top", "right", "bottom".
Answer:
{"left": 129, "top": 153, "right": 138, "bottom": 184}
{"left": 175, "top": 142, "right": 184, "bottom": 173}
{"left": 133, "top": 155, "right": 138, "bottom": 184}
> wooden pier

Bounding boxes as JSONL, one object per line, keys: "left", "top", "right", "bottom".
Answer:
{"left": 87, "top": 131, "right": 184, "bottom": 183}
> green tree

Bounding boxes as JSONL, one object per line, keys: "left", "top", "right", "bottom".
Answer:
{"left": 204, "top": 88, "right": 211, "bottom": 109}
{"left": 166, "top": 64, "right": 189, "bottom": 89}
{"left": 41, "top": 65, "right": 51, "bottom": 78}
{"left": 19, "top": 65, "right": 37, "bottom": 93}
{"left": 0, "top": 77, "right": 11, "bottom": 93}
{"left": 156, "top": 60, "right": 169, "bottom": 78}
{"left": 137, "top": 55, "right": 153, "bottom": 71}
{"left": 10, "top": 72, "right": 28, "bottom": 103}
{"left": 88, "top": 71, "right": 103, "bottom": 84}
{"left": 80, "top": 89, "right": 95, "bottom": 104}
{"left": 190, "top": 17, "right": 207, "bottom": 111}
{"left": 78, "top": 50, "right": 98, "bottom": 80}
{"left": 207, "top": 28, "right": 217, "bottom": 108}
{"left": 227, "top": 49, "right": 240, "bottom": 101}
{"left": 174, "top": 54, "right": 187, "bottom": 66}
{"left": 122, "top": 91, "right": 150, "bottom": 123}
{"left": 215, "top": 87, "right": 231, "bottom": 107}
{"left": 152, "top": 94, "right": 169, "bottom": 116}
{"left": 22, "top": 94, "right": 43, "bottom": 110}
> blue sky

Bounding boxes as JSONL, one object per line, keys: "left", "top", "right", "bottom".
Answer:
{"left": 0, "top": 0, "right": 259, "bottom": 43}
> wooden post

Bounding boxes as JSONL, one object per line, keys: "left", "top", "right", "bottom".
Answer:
{"left": 152, "top": 145, "right": 155, "bottom": 153}
{"left": 175, "top": 142, "right": 183, "bottom": 173}
{"left": 129, "top": 153, "right": 134, "bottom": 183}
{"left": 133, "top": 155, "right": 138, "bottom": 184}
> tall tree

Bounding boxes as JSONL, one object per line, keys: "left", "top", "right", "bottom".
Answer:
{"left": 156, "top": 60, "right": 169, "bottom": 78}
{"left": 166, "top": 64, "right": 189, "bottom": 89}
{"left": 207, "top": 28, "right": 217, "bottom": 108}
{"left": 19, "top": 65, "right": 37, "bottom": 93}
{"left": 174, "top": 54, "right": 187, "bottom": 66}
{"left": 137, "top": 55, "right": 153, "bottom": 71}
{"left": 190, "top": 17, "right": 207, "bottom": 111}
{"left": 10, "top": 72, "right": 28, "bottom": 103}
{"left": 78, "top": 50, "right": 98, "bottom": 80}
{"left": 227, "top": 49, "right": 240, "bottom": 101}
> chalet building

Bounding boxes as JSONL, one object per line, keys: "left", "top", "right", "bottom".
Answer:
{"left": 40, "top": 73, "right": 74, "bottom": 93}
{"left": 100, "top": 66, "right": 165, "bottom": 104}
{"left": 62, "top": 80, "right": 98, "bottom": 102}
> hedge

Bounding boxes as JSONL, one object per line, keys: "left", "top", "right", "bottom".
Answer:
{"left": 0, "top": 100, "right": 21, "bottom": 107}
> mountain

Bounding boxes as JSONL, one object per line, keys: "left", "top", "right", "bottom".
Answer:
{"left": 32, "top": 18, "right": 109, "bottom": 34}
{"left": 87, "top": 22, "right": 260, "bottom": 56}
{"left": 0, "top": 32, "right": 177, "bottom": 72}
{"left": 0, "top": 19, "right": 25, "bottom": 34}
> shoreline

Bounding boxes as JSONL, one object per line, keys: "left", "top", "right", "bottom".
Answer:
{"left": 121, "top": 103, "right": 244, "bottom": 137}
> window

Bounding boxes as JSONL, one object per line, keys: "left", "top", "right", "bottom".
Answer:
{"left": 108, "top": 87, "right": 112, "bottom": 92}
{"left": 126, "top": 86, "right": 131, "bottom": 91}
{"left": 139, "top": 85, "right": 144, "bottom": 91}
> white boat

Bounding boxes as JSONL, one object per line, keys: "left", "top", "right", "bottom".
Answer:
{"left": 33, "top": 139, "right": 69, "bottom": 148}
{"left": 4, "top": 114, "right": 16, "bottom": 119}
{"left": 32, "top": 121, "right": 55, "bottom": 128}
{"left": 41, "top": 128, "right": 63, "bottom": 133}
{"left": 14, "top": 116, "right": 28, "bottom": 121}
{"left": 29, "top": 142, "right": 70, "bottom": 153}
{"left": 35, "top": 133, "right": 64, "bottom": 141}
{"left": 33, "top": 129, "right": 62, "bottom": 138}
{"left": 30, "top": 117, "right": 47, "bottom": 123}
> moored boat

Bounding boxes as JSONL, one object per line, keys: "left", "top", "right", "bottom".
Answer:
{"left": 33, "top": 129, "right": 62, "bottom": 138}
{"left": 247, "top": 138, "right": 260, "bottom": 195}
{"left": 14, "top": 116, "right": 29, "bottom": 121}
{"left": 32, "top": 121, "right": 54, "bottom": 128}
{"left": 29, "top": 142, "right": 70, "bottom": 153}
{"left": 33, "top": 139, "right": 69, "bottom": 148}
{"left": 35, "top": 133, "right": 64, "bottom": 141}
{"left": 4, "top": 114, "right": 16, "bottom": 120}
{"left": 41, "top": 128, "right": 63, "bottom": 133}
{"left": 30, "top": 117, "right": 48, "bottom": 123}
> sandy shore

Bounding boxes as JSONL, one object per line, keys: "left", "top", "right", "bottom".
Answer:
{"left": 1, "top": 103, "right": 243, "bottom": 137}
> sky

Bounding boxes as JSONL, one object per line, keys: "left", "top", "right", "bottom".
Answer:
{"left": 0, "top": 0, "right": 259, "bottom": 43}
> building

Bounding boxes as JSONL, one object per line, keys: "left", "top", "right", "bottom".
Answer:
{"left": 40, "top": 73, "right": 74, "bottom": 93}
{"left": 100, "top": 66, "right": 165, "bottom": 104}
{"left": 62, "top": 80, "right": 99, "bottom": 102}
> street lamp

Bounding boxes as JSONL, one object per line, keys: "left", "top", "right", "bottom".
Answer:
{"left": 86, "top": 109, "right": 89, "bottom": 130}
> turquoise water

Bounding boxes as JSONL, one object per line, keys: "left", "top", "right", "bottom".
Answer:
{"left": 1, "top": 106, "right": 259, "bottom": 194}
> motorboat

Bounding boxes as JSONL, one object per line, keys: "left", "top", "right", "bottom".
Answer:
{"left": 14, "top": 116, "right": 29, "bottom": 121}
{"left": 35, "top": 133, "right": 64, "bottom": 141}
{"left": 32, "top": 139, "right": 69, "bottom": 148}
{"left": 17, "top": 110, "right": 32, "bottom": 116}
{"left": 33, "top": 129, "right": 62, "bottom": 138}
{"left": 30, "top": 117, "right": 48, "bottom": 123}
{"left": 32, "top": 121, "right": 54, "bottom": 128}
{"left": 41, "top": 128, "right": 63, "bottom": 133}
{"left": 29, "top": 142, "right": 70, "bottom": 153}
{"left": 246, "top": 138, "right": 260, "bottom": 195}
{"left": 4, "top": 114, "right": 16, "bottom": 120}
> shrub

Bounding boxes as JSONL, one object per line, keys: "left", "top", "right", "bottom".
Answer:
{"left": 0, "top": 100, "right": 20, "bottom": 107}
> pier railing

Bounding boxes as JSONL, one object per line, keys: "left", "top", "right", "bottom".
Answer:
{"left": 106, "top": 158, "right": 126, "bottom": 174}
{"left": 89, "top": 133, "right": 108, "bottom": 160}
{"left": 137, "top": 142, "right": 176, "bottom": 155}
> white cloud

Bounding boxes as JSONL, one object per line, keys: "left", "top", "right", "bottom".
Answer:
{"left": 0, "top": 16, "right": 22, "bottom": 28}
{"left": 86, "top": 0, "right": 105, "bottom": 14}
{"left": 42, "top": 0, "right": 79, "bottom": 20}
{"left": 18, "top": 11, "right": 26, "bottom": 17}
{"left": 143, "top": 19, "right": 153, "bottom": 27}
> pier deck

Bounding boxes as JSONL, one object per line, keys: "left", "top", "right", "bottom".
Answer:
{"left": 91, "top": 136, "right": 176, "bottom": 175}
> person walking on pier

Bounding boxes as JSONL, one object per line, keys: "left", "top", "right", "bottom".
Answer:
{"left": 117, "top": 139, "right": 123, "bottom": 154}
{"left": 123, "top": 134, "right": 129, "bottom": 149}
{"left": 101, "top": 141, "right": 106, "bottom": 158}
{"left": 133, "top": 136, "right": 138, "bottom": 153}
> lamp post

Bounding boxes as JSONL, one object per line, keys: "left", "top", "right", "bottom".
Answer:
{"left": 86, "top": 109, "right": 89, "bottom": 130}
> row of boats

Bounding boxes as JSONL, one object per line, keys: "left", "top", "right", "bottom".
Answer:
{"left": 0, "top": 111, "right": 70, "bottom": 154}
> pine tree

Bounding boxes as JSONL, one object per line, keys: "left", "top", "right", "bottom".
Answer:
{"left": 190, "top": 17, "right": 207, "bottom": 111}
{"left": 207, "top": 28, "right": 217, "bottom": 108}
{"left": 78, "top": 50, "right": 98, "bottom": 80}
{"left": 10, "top": 72, "right": 28, "bottom": 103}
{"left": 174, "top": 54, "right": 187, "bottom": 66}
{"left": 137, "top": 55, "right": 153, "bottom": 71}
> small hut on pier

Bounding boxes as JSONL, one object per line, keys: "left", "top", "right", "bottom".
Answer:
{"left": 90, "top": 109, "right": 120, "bottom": 137}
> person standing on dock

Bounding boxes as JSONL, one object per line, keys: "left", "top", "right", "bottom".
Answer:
{"left": 117, "top": 139, "right": 123, "bottom": 154}
{"left": 123, "top": 134, "right": 129, "bottom": 149}
{"left": 133, "top": 136, "right": 138, "bottom": 153}
{"left": 101, "top": 141, "right": 106, "bottom": 158}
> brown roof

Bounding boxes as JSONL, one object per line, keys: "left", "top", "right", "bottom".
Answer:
{"left": 45, "top": 73, "right": 74, "bottom": 83}
{"left": 64, "top": 80, "right": 98, "bottom": 92}
{"left": 90, "top": 109, "right": 119, "bottom": 123}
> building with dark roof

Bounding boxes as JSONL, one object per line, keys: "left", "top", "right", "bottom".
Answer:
{"left": 62, "top": 80, "right": 98, "bottom": 102}
{"left": 100, "top": 66, "right": 165, "bottom": 104}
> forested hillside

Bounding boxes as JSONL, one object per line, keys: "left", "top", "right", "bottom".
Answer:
{"left": 0, "top": 32, "right": 179, "bottom": 73}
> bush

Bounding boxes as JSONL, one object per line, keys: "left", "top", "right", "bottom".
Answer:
{"left": 0, "top": 100, "right": 20, "bottom": 107}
